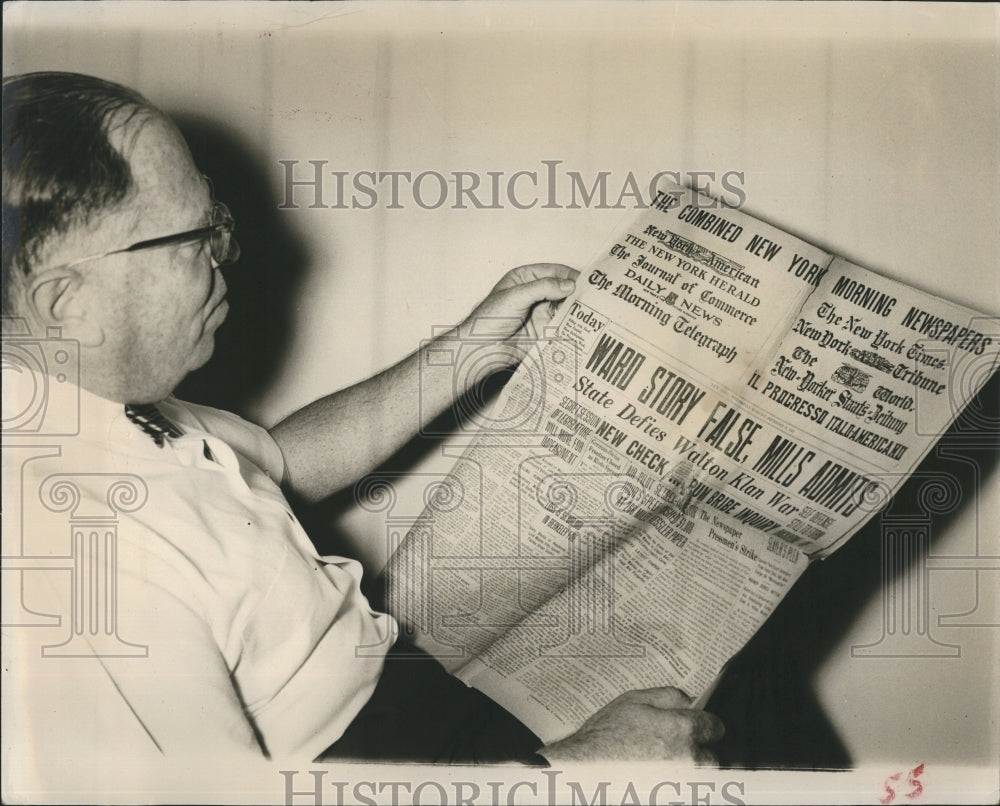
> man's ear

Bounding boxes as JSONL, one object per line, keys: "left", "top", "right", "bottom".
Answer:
{"left": 26, "top": 268, "right": 104, "bottom": 346}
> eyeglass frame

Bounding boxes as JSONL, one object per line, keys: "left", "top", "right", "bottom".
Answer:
{"left": 46, "top": 179, "right": 239, "bottom": 272}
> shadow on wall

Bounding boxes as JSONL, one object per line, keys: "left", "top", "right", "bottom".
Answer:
{"left": 172, "top": 113, "right": 308, "bottom": 420}
{"left": 707, "top": 370, "right": 999, "bottom": 769}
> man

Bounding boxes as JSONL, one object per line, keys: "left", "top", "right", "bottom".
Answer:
{"left": 2, "top": 72, "right": 723, "bottom": 778}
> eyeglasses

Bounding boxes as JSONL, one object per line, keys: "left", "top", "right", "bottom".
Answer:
{"left": 51, "top": 198, "right": 240, "bottom": 272}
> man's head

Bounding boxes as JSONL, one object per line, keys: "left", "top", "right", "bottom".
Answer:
{"left": 2, "top": 72, "right": 234, "bottom": 403}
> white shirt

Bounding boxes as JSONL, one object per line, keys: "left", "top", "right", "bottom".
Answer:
{"left": 3, "top": 385, "right": 395, "bottom": 780}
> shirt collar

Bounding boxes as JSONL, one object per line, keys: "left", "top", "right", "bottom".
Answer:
{"left": 72, "top": 383, "right": 178, "bottom": 456}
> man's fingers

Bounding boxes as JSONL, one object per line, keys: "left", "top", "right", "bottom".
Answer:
{"left": 692, "top": 709, "right": 726, "bottom": 743}
{"left": 615, "top": 688, "right": 724, "bottom": 748}
{"left": 545, "top": 687, "right": 726, "bottom": 763}
{"left": 499, "top": 275, "right": 576, "bottom": 311}
{"left": 501, "top": 262, "right": 579, "bottom": 285}
{"left": 531, "top": 262, "right": 579, "bottom": 282}
{"left": 619, "top": 686, "right": 693, "bottom": 710}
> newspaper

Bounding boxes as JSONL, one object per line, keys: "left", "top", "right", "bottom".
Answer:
{"left": 384, "top": 180, "right": 999, "bottom": 744}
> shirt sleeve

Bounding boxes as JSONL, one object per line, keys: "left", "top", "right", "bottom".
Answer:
{"left": 161, "top": 397, "right": 287, "bottom": 483}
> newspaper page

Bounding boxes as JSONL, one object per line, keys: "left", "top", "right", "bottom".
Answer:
{"left": 385, "top": 181, "right": 999, "bottom": 743}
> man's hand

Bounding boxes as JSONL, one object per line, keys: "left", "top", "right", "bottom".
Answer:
{"left": 537, "top": 687, "right": 724, "bottom": 764}
{"left": 458, "top": 263, "right": 578, "bottom": 370}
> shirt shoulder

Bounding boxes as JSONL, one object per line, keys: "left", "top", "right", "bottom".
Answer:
{"left": 160, "top": 398, "right": 286, "bottom": 483}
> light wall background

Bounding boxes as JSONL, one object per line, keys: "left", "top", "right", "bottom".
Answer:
{"left": 5, "top": 1, "right": 998, "bottom": 773}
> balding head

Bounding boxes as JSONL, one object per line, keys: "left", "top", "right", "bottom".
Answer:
{"left": 2, "top": 72, "right": 158, "bottom": 313}
{"left": 2, "top": 73, "right": 231, "bottom": 403}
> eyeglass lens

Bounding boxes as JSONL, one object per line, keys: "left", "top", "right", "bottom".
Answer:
{"left": 211, "top": 202, "right": 240, "bottom": 265}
